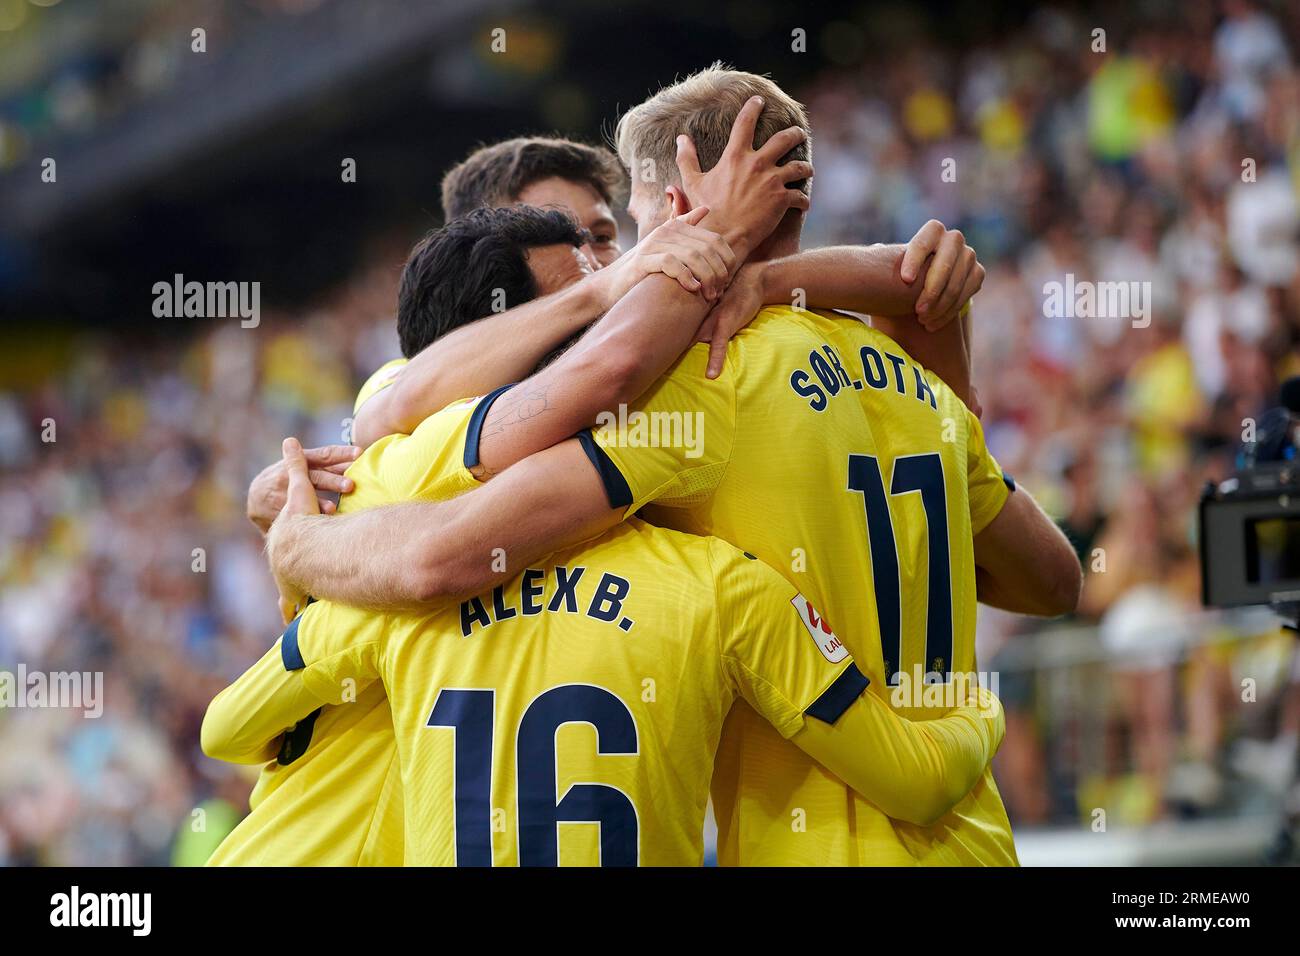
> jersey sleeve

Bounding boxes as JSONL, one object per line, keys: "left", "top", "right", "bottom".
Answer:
{"left": 350, "top": 388, "right": 511, "bottom": 506}
{"left": 708, "top": 539, "right": 868, "bottom": 739}
{"left": 200, "top": 601, "right": 389, "bottom": 765}
{"left": 966, "top": 407, "right": 1013, "bottom": 534}
{"left": 353, "top": 358, "right": 408, "bottom": 415}
{"left": 793, "top": 678, "right": 1006, "bottom": 826}
{"left": 581, "top": 344, "right": 736, "bottom": 514}
{"left": 709, "top": 540, "right": 1007, "bottom": 826}
{"left": 288, "top": 600, "right": 387, "bottom": 705}
{"left": 200, "top": 619, "right": 344, "bottom": 765}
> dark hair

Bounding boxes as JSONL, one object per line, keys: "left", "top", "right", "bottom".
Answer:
{"left": 440, "top": 136, "right": 626, "bottom": 220}
{"left": 397, "top": 205, "right": 587, "bottom": 358}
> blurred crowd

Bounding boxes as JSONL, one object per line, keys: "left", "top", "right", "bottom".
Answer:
{"left": 0, "top": 255, "right": 403, "bottom": 864}
{"left": 801, "top": 0, "right": 1300, "bottom": 831}
{"left": 0, "top": 0, "right": 334, "bottom": 173}
{"left": 4, "top": 1, "right": 1300, "bottom": 863}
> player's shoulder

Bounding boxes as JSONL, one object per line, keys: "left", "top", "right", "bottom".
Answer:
{"left": 822, "top": 311, "right": 926, "bottom": 362}
{"left": 353, "top": 357, "right": 408, "bottom": 414}
{"left": 727, "top": 307, "right": 890, "bottom": 377}
{"left": 593, "top": 521, "right": 723, "bottom": 574}
{"left": 584, "top": 518, "right": 719, "bottom": 568}
{"left": 364, "top": 392, "right": 482, "bottom": 457}
{"left": 695, "top": 535, "right": 793, "bottom": 602}
{"left": 623, "top": 344, "right": 737, "bottom": 442}
{"left": 622, "top": 530, "right": 795, "bottom": 634}
{"left": 341, "top": 392, "right": 487, "bottom": 512}
{"left": 540, "top": 522, "right": 720, "bottom": 626}
{"left": 296, "top": 598, "right": 383, "bottom": 652}
{"left": 620, "top": 522, "right": 765, "bottom": 570}
{"left": 654, "top": 307, "right": 844, "bottom": 380}
{"left": 734, "top": 306, "right": 848, "bottom": 348}
{"left": 411, "top": 392, "right": 484, "bottom": 433}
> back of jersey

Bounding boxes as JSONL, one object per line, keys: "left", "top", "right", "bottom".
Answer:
{"left": 737, "top": 308, "right": 1004, "bottom": 696}
{"left": 636, "top": 309, "right": 1009, "bottom": 708}
{"left": 378, "top": 521, "right": 733, "bottom": 866}
{"left": 592, "top": 307, "right": 1016, "bottom": 865}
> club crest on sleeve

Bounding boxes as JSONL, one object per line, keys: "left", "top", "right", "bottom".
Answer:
{"left": 790, "top": 594, "right": 847, "bottom": 663}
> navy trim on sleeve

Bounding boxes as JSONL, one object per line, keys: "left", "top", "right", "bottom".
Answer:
{"left": 280, "top": 615, "right": 305, "bottom": 671}
{"left": 575, "top": 431, "right": 634, "bottom": 510}
{"left": 277, "top": 708, "right": 322, "bottom": 765}
{"left": 1002, "top": 471, "right": 1016, "bottom": 493}
{"left": 806, "top": 663, "right": 871, "bottom": 725}
{"left": 463, "top": 384, "right": 518, "bottom": 468}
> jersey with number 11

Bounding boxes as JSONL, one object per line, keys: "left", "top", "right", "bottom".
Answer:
{"left": 586, "top": 307, "right": 1019, "bottom": 865}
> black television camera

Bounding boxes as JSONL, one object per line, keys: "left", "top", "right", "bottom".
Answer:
{"left": 1201, "top": 380, "right": 1300, "bottom": 622}
{"left": 1200, "top": 379, "right": 1300, "bottom": 863}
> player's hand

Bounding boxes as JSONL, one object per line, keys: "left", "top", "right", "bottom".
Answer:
{"left": 696, "top": 261, "right": 766, "bottom": 378}
{"left": 675, "top": 96, "right": 812, "bottom": 261}
{"left": 280, "top": 437, "right": 323, "bottom": 520}
{"left": 900, "top": 220, "right": 985, "bottom": 331}
{"left": 269, "top": 437, "right": 322, "bottom": 623}
{"left": 246, "top": 442, "right": 359, "bottom": 535}
{"left": 593, "top": 206, "right": 736, "bottom": 305}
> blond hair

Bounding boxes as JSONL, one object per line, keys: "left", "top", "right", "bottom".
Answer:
{"left": 614, "top": 64, "right": 812, "bottom": 196}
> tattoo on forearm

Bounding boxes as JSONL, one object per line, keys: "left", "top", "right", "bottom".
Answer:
{"left": 479, "top": 384, "right": 554, "bottom": 440}
{"left": 472, "top": 384, "right": 554, "bottom": 478}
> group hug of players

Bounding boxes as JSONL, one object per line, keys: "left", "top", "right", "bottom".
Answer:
{"left": 201, "top": 67, "right": 1083, "bottom": 867}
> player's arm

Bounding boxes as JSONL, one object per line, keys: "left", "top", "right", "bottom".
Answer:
{"left": 352, "top": 284, "right": 599, "bottom": 448}
{"left": 872, "top": 305, "right": 973, "bottom": 411}
{"left": 696, "top": 221, "right": 982, "bottom": 404}
{"left": 975, "top": 484, "right": 1082, "bottom": 616}
{"left": 199, "top": 624, "right": 349, "bottom": 765}
{"left": 201, "top": 640, "right": 320, "bottom": 764}
{"left": 201, "top": 606, "right": 383, "bottom": 763}
{"left": 792, "top": 682, "right": 1004, "bottom": 827}
{"left": 965, "top": 410, "right": 1082, "bottom": 616}
{"left": 352, "top": 214, "right": 738, "bottom": 448}
{"left": 268, "top": 438, "right": 623, "bottom": 608}
{"left": 711, "top": 544, "right": 1004, "bottom": 827}
{"left": 766, "top": 222, "right": 983, "bottom": 328}
{"left": 270, "top": 344, "right": 736, "bottom": 607}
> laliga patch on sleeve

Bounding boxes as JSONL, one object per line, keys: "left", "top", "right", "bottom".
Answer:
{"left": 361, "top": 361, "right": 405, "bottom": 401}
{"left": 790, "top": 594, "right": 848, "bottom": 663}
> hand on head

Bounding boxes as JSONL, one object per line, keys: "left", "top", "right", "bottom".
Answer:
{"left": 673, "top": 96, "right": 812, "bottom": 260}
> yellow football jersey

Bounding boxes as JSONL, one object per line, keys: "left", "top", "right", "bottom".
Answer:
{"left": 203, "top": 386, "right": 498, "bottom": 866}
{"left": 586, "top": 307, "right": 1018, "bottom": 866}
{"left": 353, "top": 357, "right": 407, "bottom": 414}
{"left": 205, "top": 681, "right": 403, "bottom": 867}
{"left": 221, "top": 521, "right": 1004, "bottom": 866}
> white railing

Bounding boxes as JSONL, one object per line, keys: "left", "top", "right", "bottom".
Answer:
{"left": 991, "top": 605, "right": 1297, "bottom": 864}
